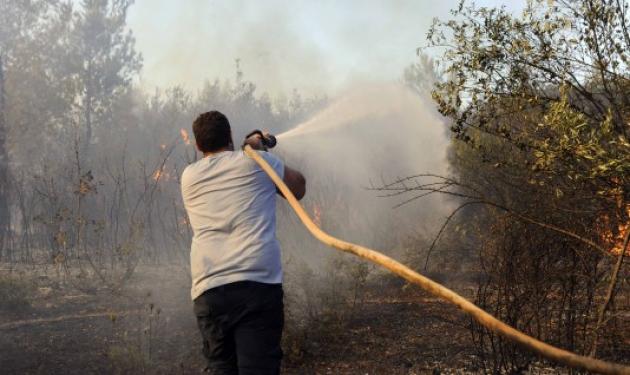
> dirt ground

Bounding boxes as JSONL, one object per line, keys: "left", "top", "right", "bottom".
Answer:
{"left": 283, "top": 293, "right": 476, "bottom": 375}
{"left": 0, "top": 264, "right": 481, "bottom": 375}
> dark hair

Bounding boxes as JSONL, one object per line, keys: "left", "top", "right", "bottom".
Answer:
{"left": 192, "top": 111, "right": 232, "bottom": 152}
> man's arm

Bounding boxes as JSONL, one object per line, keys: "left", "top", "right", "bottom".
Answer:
{"left": 243, "top": 132, "right": 306, "bottom": 200}
{"left": 281, "top": 165, "right": 306, "bottom": 201}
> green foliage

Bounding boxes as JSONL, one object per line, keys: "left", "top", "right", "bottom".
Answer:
{"left": 533, "top": 87, "right": 630, "bottom": 189}
{"left": 430, "top": 0, "right": 629, "bottom": 214}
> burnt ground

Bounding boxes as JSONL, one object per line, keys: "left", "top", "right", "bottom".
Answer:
{"left": 0, "top": 265, "right": 480, "bottom": 375}
{"left": 283, "top": 292, "right": 477, "bottom": 375}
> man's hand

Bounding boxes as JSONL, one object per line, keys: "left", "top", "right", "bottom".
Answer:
{"left": 243, "top": 133, "right": 266, "bottom": 151}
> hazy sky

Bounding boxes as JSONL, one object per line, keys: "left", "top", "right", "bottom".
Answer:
{"left": 127, "top": 0, "right": 524, "bottom": 97}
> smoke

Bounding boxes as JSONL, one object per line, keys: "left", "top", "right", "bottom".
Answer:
{"left": 1, "top": 2, "right": 460, "bottom": 371}
{"left": 128, "top": 0, "right": 457, "bottom": 97}
{"left": 274, "top": 83, "right": 451, "bottom": 266}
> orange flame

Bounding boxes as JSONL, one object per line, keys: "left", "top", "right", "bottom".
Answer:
{"left": 180, "top": 128, "right": 191, "bottom": 145}
{"left": 597, "top": 204, "right": 630, "bottom": 255}
{"left": 152, "top": 170, "right": 163, "bottom": 181}
{"left": 152, "top": 169, "right": 171, "bottom": 182}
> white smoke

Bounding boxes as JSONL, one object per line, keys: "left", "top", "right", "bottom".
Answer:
{"left": 274, "top": 83, "right": 451, "bottom": 265}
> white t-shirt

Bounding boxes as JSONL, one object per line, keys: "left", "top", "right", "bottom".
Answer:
{"left": 181, "top": 150, "right": 285, "bottom": 300}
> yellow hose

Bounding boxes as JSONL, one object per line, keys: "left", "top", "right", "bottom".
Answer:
{"left": 244, "top": 145, "right": 630, "bottom": 375}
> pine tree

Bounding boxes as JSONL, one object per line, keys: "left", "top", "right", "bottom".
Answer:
{"left": 69, "top": 0, "right": 142, "bottom": 157}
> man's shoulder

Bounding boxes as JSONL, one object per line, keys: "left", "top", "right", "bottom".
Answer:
{"left": 181, "top": 159, "right": 206, "bottom": 187}
{"left": 181, "top": 152, "right": 253, "bottom": 181}
{"left": 233, "top": 150, "right": 262, "bottom": 169}
{"left": 181, "top": 160, "right": 198, "bottom": 179}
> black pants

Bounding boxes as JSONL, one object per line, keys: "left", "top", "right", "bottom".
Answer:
{"left": 193, "top": 281, "right": 284, "bottom": 375}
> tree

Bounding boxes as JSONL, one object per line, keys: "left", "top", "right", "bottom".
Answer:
{"left": 0, "top": 0, "right": 66, "bottom": 258}
{"left": 69, "top": 0, "right": 142, "bottom": 158}
{"left": 0, "top": 54, "right": 9, "bottom": 257}
{"left": 417, "top": 0, "right": 629, "bottom": 368}
{"left": 428, "top": 0, "right": 629, "bottom": 216}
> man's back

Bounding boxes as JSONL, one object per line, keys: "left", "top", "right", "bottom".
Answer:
{"left": 181, "top": 150, "right": 285, "bottom": 300}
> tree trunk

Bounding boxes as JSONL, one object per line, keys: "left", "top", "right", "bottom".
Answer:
{"left": 83, "top": 92, "right": 92, "bottom": 160}
{"left": 0, "top": 54, "right": 12, "bottom": 259}
{"left": 82, "top": 61, "right": 93, "bottom": 160}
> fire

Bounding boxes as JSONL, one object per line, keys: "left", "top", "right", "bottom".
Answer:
{"left": 152, "top": 169, "right": 163, "bottom": 181}
{"left": 180, "top": 128, "right": 191, "bottom": 145}
{"left": 152, "top": 169, "right": 171, "bottom": 182}
{"left": 612, "top": 208, "right": 629, "bottom": 255}
{"left": 597, "top": 204, "right": 630, "bottom": 255}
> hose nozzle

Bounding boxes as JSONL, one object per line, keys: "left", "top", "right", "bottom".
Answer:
{"left": 244, "top": 130, "right": 277, "bottom": 150}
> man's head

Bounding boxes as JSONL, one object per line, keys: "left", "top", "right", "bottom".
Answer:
{"left": 192, "top": 111, "right": 234, "bottom": 153}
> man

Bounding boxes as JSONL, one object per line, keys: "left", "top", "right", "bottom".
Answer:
{"left": 181, "top": 110, "right": 306, "bottom": 375}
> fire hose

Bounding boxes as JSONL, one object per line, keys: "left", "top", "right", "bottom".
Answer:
{"left": 243, "top": 144, "right": 630, "bottom": 375}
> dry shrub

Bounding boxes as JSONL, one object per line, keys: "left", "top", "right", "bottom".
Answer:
{"left": 0, "top": 274, "right": 32, "bottom": 313}
{"left": 282, "top": 254, "right": 371, "bottom": 363}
